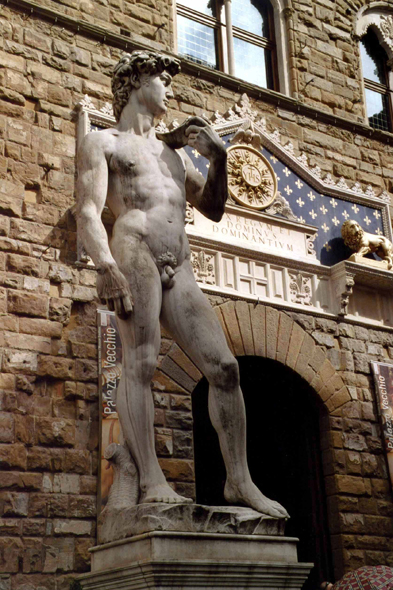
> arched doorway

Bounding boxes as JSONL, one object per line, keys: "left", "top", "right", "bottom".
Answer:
{"left": 192, "top": 356, "right": 334, "bottom": 590}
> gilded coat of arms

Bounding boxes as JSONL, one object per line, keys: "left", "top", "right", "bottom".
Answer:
{"left": 227, "top": 145, "right": 277, "bottom": 210}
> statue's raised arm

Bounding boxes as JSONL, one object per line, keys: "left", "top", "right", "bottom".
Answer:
{"left": 157, "top": 116, "right": 228, "bottom": 222}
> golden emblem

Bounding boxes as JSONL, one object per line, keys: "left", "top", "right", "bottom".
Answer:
{"left": 227, "top": 145, "right": 277, "bottom": 210}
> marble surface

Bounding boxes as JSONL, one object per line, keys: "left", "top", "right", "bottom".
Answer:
{"left": 98, "top": 502, "right": 286, "bottom": 544}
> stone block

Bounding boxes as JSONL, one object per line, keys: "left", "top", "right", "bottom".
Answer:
{"left": 0, "top": 446, "right": 27, "bottom": 476}
{"left": 160, "top": 356, "right": 196, "bottom": 393}
{"left": 0, "top": 413, "right": 14, "bottom": 443}
{"left": 276, "top": 312, "right": 294, "bottom": 364}
{"left": 53, "top": 518, "right": 93, "bottom": 536}
{"left": 286, "top": 322, "right": 305, "bottom": 369}
{"left": 353, "top": 353, "right": 371, "bottom": 374}
{"left": 75, "top": 359, "right": 98, "bottom": 382}
{"left": 312, "top": 331, "right": 336, "bottom": 347}
{"left": 2, "top": 349, "right": 38, "bottom": 374}
{"left": 15, "top": 415, "right": 35, "bottom": 445}
{"left": 173, "top": 429, "right": 193, "bottom": 459}
{"left": 0, "top": 492, "right": 28, "bottom": 516}
{"left": 43, "top": 537, "right": 75, "bottom": 573}
{"left": 250, "top": 304, "right": 266, "bottom": 357}
{"left": 63, "top": 449, "right": 91, "bottom": 478}
{"left": 235, "top": 300, "right": 254, "bottom": 356}
{"left": 165, "top": 411, "right": 193, "bottom": 430}
{"left": 19, "top": 317, "right": 62, "bottom": 338}
{"left": 159, "top": 458, "right": 194, "bottom": 482}
{"left": 336, "top": 474, "right": 366, "bottom": 495}
{"left": 7, "top": 289, "right": 48, "bottom": 317}
{"left": 6, "top": 253, "right": 42, "bottom": 277}
{"left": 265, "top": 306, "right": 279, "bottom": 360}
{"left": 0, "top": 537, "right": 23, "bottom": 572}
{"left": 48, "top": 494, "right": 69, "bottom": 518}
{"left": 168, "top": 344, "right": 202, "bottom": 382}
{"left": 68, "top": 495, "right": 96, "bottom": 518}
{"left": 36, "top": 418, "right": 75, "bottom": 447}
{"left": 220, "top": 301, "right": 244, "bottom": 356}
{"left": 5, "top": 332, "right": 51, "bottom": 354}
{"left": 80, "top": 476, "right": 97, "bottom": 495}
{"left": 37, "top": 355, "right": 74, "bottom": 379}
{"left": 48, "top": 262, "right": 73, "bottom": 283}
{"left": 0, "top": 193, "right": 22, "bottom": 217}
{"left": 49, "top": 297, "right": 72, "bottom": 324}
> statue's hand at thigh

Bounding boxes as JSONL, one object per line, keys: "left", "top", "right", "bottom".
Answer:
{"left": 97, "top": 263, "right": 133, "bottom": 319}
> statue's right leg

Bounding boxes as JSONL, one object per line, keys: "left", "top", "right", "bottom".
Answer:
{"left": 111, "top": 240, "right": 191, "bottom": 504}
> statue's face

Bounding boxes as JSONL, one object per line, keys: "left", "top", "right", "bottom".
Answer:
{"left": 137, "top": 70, "right": 174, "bottom": 117}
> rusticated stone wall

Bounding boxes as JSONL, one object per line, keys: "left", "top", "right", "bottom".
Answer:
{"left": 0, "top": 0, "right": 393, "bottom": 588}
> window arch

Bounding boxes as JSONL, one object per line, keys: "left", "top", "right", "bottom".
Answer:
{"left": 355, "top": 5, "right": 393, "bottom": 132}
{"left": 174, "top": 0, "right": 289, "bottom": 93}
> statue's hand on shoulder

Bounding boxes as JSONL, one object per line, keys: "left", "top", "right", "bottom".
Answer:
{"left": 185, "top": 122, "right": 226, "bottom": 161}
{"left": 97, "top": 264, "right": 133, "bottom": 319}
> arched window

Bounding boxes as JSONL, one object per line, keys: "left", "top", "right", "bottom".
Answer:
{"left": 175, "top": 0, "right": 277, "bottom": 90}
{"left": 360, "top": 27, "right": 392, "bottom": 131}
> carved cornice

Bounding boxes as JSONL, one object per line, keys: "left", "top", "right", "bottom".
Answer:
{"left": 187, "top": 234, "right": 329, "bottom": 276}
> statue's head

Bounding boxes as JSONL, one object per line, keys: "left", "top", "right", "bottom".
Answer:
{"left": 341, "top": 219, "right": 364, "bottom": 250}
{"left": 112, "top": 50, "right": 181, "bottom": 122}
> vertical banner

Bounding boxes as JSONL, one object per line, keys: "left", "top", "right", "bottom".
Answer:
{"left": 97, "top": 310, "right": 122, "bottom": 511}
{"left": 371, "top": 362, "right": 393, "bottom": 488}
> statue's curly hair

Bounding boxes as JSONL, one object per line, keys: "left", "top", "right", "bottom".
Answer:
{"left": 111, "top": 50, "right": 181, "bottom": 122}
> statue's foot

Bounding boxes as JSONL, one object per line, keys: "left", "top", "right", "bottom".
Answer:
{"left": 140, "top": 483, "right": 193, "bottom": 504}
{"left": 224, "top": 480, "right": 289, "bottom": 519}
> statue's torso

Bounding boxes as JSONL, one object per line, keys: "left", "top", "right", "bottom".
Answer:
{"left": 105, "top": 131, "right": 190, "bottom": 263}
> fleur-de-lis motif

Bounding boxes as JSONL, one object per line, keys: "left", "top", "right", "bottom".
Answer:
{"left": 320, "top": 205, "right": 328, "bottom": 215}
{"left": 376, "top": 228, "right": 383, "bottom": 235}
{"left": 191, "top": 250, "right": 215, "bottom": 284}
{"left": 295, "top": 179, "right": 304, "bottom": 189}
{"left": 351, "top": 204, "right": 359, "bottom": 214}
{"left": 289, "top": 272, "right": 312, "bottom": 306}
{"left": 330, "top": 198, "right": 337, "bottom": 208}
{"left": 364, "top": 216, "right": 371, "bottom": 226}
{"left": 321, "top": 223, "right": 329, "bottom": 233}
{"left": 373, "top": 210, "right": 381, "bottom": 219}
{"left": 192, "top": 149, "right": 200, "bottom": 159}
{"left": 296, "top": 197, "right": 305, "bottom": 207}
{"left": 307, "top": 191, "right": 316, "bottom": 201}
{"left": 309, "top": 209, "right": 317, "bottom": 220}
{"left": 342, "top": 210, "right": 350, "bottom": 220}
{"left": 332, "top": 217, "right": 340, "bottom": 226}
{"left": 284, "top": 185, "right": 293, "bottom": 195}
{"left": 270, "top": 155, "right": 277, "bottom": 164}
{"left": 283, "top": 167, "right": 291, "bottom": 177}
{"left": 323, "top": 242, "right": 332, "bottom": 252}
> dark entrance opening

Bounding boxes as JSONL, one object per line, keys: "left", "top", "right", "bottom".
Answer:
{"left": 192, "top": 356, "right": 333, "bottom": 590}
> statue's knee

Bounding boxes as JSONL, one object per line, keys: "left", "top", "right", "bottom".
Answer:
{"left": 211, "top": 356, "right": 239, "bottom": 389}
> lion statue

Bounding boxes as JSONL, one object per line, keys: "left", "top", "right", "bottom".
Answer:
{"left": 341, "top": 219, "right": 393, "bottom": 269}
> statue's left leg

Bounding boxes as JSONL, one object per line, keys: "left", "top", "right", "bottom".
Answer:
{"left": 161, "top": 261, "right": 289, "bottom": 518}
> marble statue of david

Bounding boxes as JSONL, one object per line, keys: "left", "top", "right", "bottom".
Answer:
{"left": 77, "top": 50, "right": 288, "bottom": 519}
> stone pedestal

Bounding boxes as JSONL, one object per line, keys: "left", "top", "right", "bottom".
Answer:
{"left": 348, "top": 253, "right": 390, "bottom": 270}
{"left": 78, "top": 505, "right": 313, "bottom": 590}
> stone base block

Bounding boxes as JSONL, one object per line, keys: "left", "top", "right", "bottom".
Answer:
{"left": 78, "top": 531, "right": 313, "bottom": 590}
{"left": 98, "top": 503, "right": 285, "bottom": 544}
{"left": 348, "top": 253, "right": 390, "bottom": 270}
